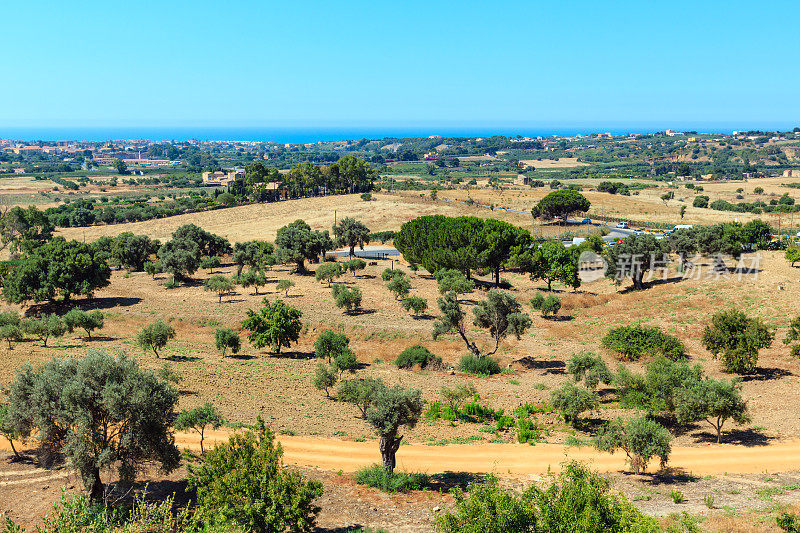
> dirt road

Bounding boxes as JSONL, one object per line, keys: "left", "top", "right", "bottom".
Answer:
{"left": 4, "top": 432, "right": 798, "bottom": 476}
{"left": 174, "top": 431, "right": 800, "bottom": 476}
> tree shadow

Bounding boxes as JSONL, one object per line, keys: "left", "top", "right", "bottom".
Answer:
{"left": 268, "top": 350, "right": 315, "bottom": 359}
{"left": 637, "top": 467, "right": 700, "bottom": 486}
{"left": 692, "top": 427, "right": 771, "bottom": 447}
{"left": 127, "top": 478, "right": 193, "bottom": 508}
{"left": 166, "top": 355, "right": 202, "bottom": 363}
{"left": 741, "top": 367, "right": 792, "bottom": 382}
{"left": 427, "top": 471, "right": 483, "bottom": 492}
{"left": 411, "top": 314, "right": 434, "bottom": 320}
{"left": 544, "top": 315, "right": 574, "bottom": 322}
{"left": 178, "top": 389, "right": 199, "bottom": 396}
{"left": 88, "top": 335, "right": 119, "bottom": 342}
{"left": 227, "top": 353, "right": 256, "bottom": 360}
{"left": 346, "top": 309, "right": 377, "bottom": 316}
{"left": 25, "top": 296, "right": 142, "bottom": 316}
{"left": 515, "top": 357, "right": 566, "bottom": 374}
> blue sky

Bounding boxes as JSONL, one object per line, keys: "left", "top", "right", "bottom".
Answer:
{"left": 1, "top": 0, "right": 798, "bottom": 131}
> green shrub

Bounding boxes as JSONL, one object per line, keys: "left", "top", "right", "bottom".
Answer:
{"left": 550, "top": 383, "right": 599, "bottom": 426}
{"left": 567, "top": 352, "right": 612, "bottom": 390}
{"left": 395, "top": 345, "right": 441, "bottom": 369}
{"left": 594, "top": 416, "right": 673, "bottom": 474}
{"left": 332, "top": 284, "right": 362, "bottom": 313}
{"left": 530, "top": 293, "right": 545, "bottom": 310}
{"left": 777, "top": 511, "right": 800, "bottom": 532}
{"left": 401, "top": 296, "right": 428, "bottom": 316}
{"left": 602, "top": 325, "right": 686, "bottom": 361}
{"left": 540, "top": 295, "right": 561, "bottom": 317}
{"left": 355, "top": 464, "right": 429, "bottom": 492}
{"left": 381, "top": 268, "right": 404, "bottom": 281}
{"left": 670, "top": 490, "right": 684, "bottom": 504}
{"left": 435, "top": 462, "right": 659, "bottom": 533}
{"left": 702, "top": 309, "right": 773, "bottom": 374}
{"left": 187, "top": 419, "right": 323, "bottom": 532}
{"left": 458, "top": 354, "right": 500, "bottom": 376}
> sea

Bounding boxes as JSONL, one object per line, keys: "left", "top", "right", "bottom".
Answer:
{"left": 0, "top": 124, "right": 751, "bottom": 144}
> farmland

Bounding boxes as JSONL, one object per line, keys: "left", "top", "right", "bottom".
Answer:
{"left": 2, "top": 182, "right": 800, "bottom": 531}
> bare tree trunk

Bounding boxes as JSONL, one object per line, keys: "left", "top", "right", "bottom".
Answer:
{"left": 88, "top": 468, "right": 103, "bottom": 503}
{"left": 379, "top": 433, "right": 402, "bottom": 474}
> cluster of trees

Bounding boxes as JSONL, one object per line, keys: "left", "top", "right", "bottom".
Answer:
{"left": 155, "top": 224, "right": 232, "bottom": 283}
{"left": 698, "top": 192, "right": 799, "bottom": 215}
{"left": 395, "top": 215, "right": 533, "bottom": 284}
{"left": 241, "top": 155, "right": 377, "bottom": 201}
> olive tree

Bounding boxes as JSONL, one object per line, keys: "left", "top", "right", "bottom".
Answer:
{"left": 784, "top": 316, "right": 800, "bottom": 358}
{"left": 174, "top": 402, "right": 224, "bottom": 454}
{"left": 314, "top": 330, "right": 351, "bottom": 363}
{"left": 702, "top": 309, "right": 773, "bottom": 373}
{"left": 204, "top": 274, "right": 236, "bottom": 303}
{"left": 137, "top": 319, "right": 176, "bottom": 358}
{"left": 7, "top": 350, "right": 180, "bottom": 501}
{"left": 566, "top": 352, "right": 612, "bottom": 390}
{"left": 550, "top": 383, "right": 599, "bottom": 426}
{"left": 605, "top": 234, "right": 669, "bottom": 290}
{"left": 0, "top": 403, "right": 22, "bottom": 459}
{"left": 315, "top": 262, "right": 343, "bottom": 286}
{"left": 64, "top": 309, "right": 104, "bottom": 341}
{"left": 366, "top": 385, "right": 423, "bottom": 473}
{"left": 435, "top": 289, "right": 530, "bottom": 358}
{"left": 22, "top": 314, "right": 67, "bottom": 347}
{"left": 593, "top": 416, "right": 672, "bottom": 474}
{"left": 215, "top": 327, "right": 241, "bottom": 357}
{"left": 675, "top": 378, "right": 750, "bottom": 443}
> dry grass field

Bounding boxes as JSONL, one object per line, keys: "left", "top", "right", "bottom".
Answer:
{"left": 4, "top": 191, "right": 800, "bottom": 531}
{"left": 519, "top": 157, "right": 588, "bottom": 168}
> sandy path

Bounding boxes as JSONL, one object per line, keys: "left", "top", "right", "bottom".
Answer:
{"left": 4, "top": 431, "right": 798, "bottom": 476}
{"left": 173, "top": 431, "right": 800, "bottom": 476}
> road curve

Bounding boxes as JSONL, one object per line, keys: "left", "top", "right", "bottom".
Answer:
{"left": 4, "top": 432, "right": 798, "bottom": 476}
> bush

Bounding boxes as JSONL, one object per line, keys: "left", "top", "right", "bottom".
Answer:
{"left": 435, "top": 462, "right": 659, "bottom": 533}
{"left": 530, "top": 292, "right": 545, "bottom": 310}
{"left": 400, "top": 296, "right": 427, "bottom": 316}
{"left": 615, "top": 357, "right": 703, "bottom": 416}
{"left": 550, "top": 383, "right": 599, "bottom": 426}
{"left": 540, "top": 295, "right": 561, "bottom": 317}
{"left": 187, "top": 419, "right": 323, "bottom": 532}
{"left": 381, "top": 268, "right": 404, "bottom": 281}
{"left": 355, "top": 464, "right": 429, "bottom": 492}
{"left": 332, "top": 283, "right": 362, "bottom": 313}
{"left": 395, "top": 345, "right": 441, "bottom": 369}
{"left": 602, "top": 325, "right": 686, "bottom": 361}
{"left": 343, "top": 258, "right": 367, "bottom": 276}
{"left": 458, "top": 354, "right": 501, "bottom": 376}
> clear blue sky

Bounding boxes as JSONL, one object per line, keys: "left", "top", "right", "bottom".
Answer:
{"left": 1, "top": 0, "right": 798, "bottom": 131}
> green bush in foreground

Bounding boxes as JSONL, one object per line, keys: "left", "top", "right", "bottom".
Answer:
{"left": 187, "top": 418, "right": 323, "bottom": 533}
{"left": 355, "top": 463, "right": 429, "bottom": 492}
{"left": 435, "top": 461, "right": 659, "bottom": 533}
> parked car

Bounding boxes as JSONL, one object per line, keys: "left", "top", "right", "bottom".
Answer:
{"left": 615, "top": 222, "right": 629, "bottom": 229}
{"left": 633, "top": 228, "right": 644, "bottom": 234}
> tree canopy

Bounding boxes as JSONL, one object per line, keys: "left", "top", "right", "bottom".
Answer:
{"left": 242, "top": 298, "right": 303, "bottom": 354}
{"left": 7, "top": 350, "right": 180, "bottom": 501}
{"left": 333, "top": 217, "right": 370, "bottom": 257}
{"left": 531, "top": 190, "right": 591, "bottom": 221}
{"left": 3, "top": 237, "right": 111, "bottom": 303}
{"left": 275, "top": 220, "right": 333, "bottom": 273}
